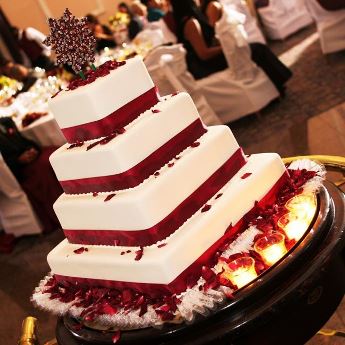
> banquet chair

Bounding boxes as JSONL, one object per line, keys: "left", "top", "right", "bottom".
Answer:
{"left": 220, "top": 0, "right": 266, "bottom": 44}
{"left": 0, "top": 153, "right": 41, "bottom": 237}
{"left": 196, "top": 10, "right": 279, "bottom": 124}
{"left": 134, "top": 27, "right": 165, "bottom": 49}
{"left": 145, "top": 19, "right": 177, "bottom": 45}
{"left": 257, "top": 0, "right": 313, "bottom": 40}
{"left": 145, "top": 45, "right": 221, "bottom": 126}
{"left": 305, "top": 0, "right": 345, "bottom": 54}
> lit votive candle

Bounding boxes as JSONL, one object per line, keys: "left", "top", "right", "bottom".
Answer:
{"left": 286, "top": 193, "right": 317, "bottom": 222}
{"left": 278, "top": 213, "right": 310, "bottom": 241}
{"left": 224, "top": 257, "right": 258, "bottom": 289}
{"left": 254, "top": 232, "right": 287, "bottom": 266}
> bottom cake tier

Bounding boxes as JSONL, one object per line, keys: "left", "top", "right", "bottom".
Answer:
{"left": 47, "top": 153, "right": 286, "bottom": 296}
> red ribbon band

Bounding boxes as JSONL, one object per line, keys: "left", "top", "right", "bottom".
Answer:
{"left": 63, "top": 148, "right": 247, "bottom": 247}
{"left": 56, "top": 172, "right": 289, "bottom": 297}
{"left": 60, "top": 119, "right": 207, "bottom": 194}
{"left": 61, "top": 87, "right": 160, "bottom": 143}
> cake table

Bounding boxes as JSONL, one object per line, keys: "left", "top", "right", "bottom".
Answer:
{"left": 55, "top": 179, "right": 345, "bottom": 345}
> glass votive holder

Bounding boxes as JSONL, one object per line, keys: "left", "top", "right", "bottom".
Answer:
{"left": 285, "top": 193, "right": 317, "bottom": 222}
{"left": 254, "top": 232, "right": 287, "bottom": 266}
{"left": 278, "top": 212, "right": 310, "bottom": 241}
{"left": 224, "top": 257, "right": 258, "bottom": 289}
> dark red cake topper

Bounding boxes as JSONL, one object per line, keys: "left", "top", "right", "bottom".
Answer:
{"left": 44, "top": 8, "right": 96, "bottom": 76}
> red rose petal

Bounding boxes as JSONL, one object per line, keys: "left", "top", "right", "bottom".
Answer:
{"left": 201, "top": 266, "right": 216, "bottom": 281}
{"left": 241, "top": 173, "right": 252, "bottom": 179}
{"left": 122, "top": 289, "right": 134, "bottom": 305}
{"left": 86, "top": 141, "right": 99, "bottom": 151}
{"left": 68, "top": 61, "right": 127, "bottom": 91}
{"left": 101, "top": 302, "right": 118, "bottom": 315}
{"left": 139, "top": 303, "right": 148, "bottom": 316}
{"left": 73, "top": 247, "right": 88, "bottom": 254}
{"left": 68, "top": 141, "right": 84, "bottom": 149}
{"left": 104, "top": 193, "right": 116, "bottom": 202}
{"left": 135, "top": 247, "right": 144, "bottom": 261}
{"left": 201, "top": 204, "right": 211, "bottom": 213}
{"left": 191, "top": 141, "right": 200, "bottom": 148}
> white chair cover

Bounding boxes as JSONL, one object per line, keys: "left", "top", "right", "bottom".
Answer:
{"left": 134, "top": 28, "right": 165, "bottom": 49}
{"left": 258, "top": 0, "right": 313, "bottom": 40}
{"left": 0, "top": 154, "right": 41, "bottom": 236}
{"left": 197, "top": 10, "right": 278, "bottom": 124}
{"left": 215, "top": 8, "right": 256, "bottom": 80}
{"left": 145, "top": 45, "right": 221, "bottom": 126}
{"left": 145, "top": 19, "right": 177, "bottom": 44}
{"left": 305, "top": 0, "right": 345, "bottom": 54}
{"left": 220, "top": 0, "right": 266, "bottom": 44}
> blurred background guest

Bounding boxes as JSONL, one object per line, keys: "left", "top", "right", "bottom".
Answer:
{"left": 132, "top": 0, "right": 149, "bottom": 20}
{"left": 161, "top": 0, "right": 177, "bottom": 36}
{"left": 316, "top": 0, "right": 345, "bottom": 10}
{"left": 171, "top": 0, "right": 292, "bottom": 94}
{"left": 0, "top": 59, "right": 37, "bottom": 93}
{"left": 85, "top": 14, "right": 117, "bottom": 51}
{"left": 117, "top": 2, "right": 145, "bottom": 39}
{"left": 11, "top": 26, "right": 54, "bottom": 70}
{"left": 141, "top": 0, "right": 166, "bottom": 22}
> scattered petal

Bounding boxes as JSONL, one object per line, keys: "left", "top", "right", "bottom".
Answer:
{"left": 104, "top": 193, "right": 116, "bottom": 202}
{"left": 135, "top": 247, "right": 144, "bottom": 261}
{"left": 201, "top": 204, "right": 211, "bottom": 213}
{"left": 73, "top": 247, "right": 88, "bottom": 254}
{"left": 190, "top": 141, "right": 200, "bottom": 148}
{"left": 241, "top": 173, "right": 252, "bottom": 179}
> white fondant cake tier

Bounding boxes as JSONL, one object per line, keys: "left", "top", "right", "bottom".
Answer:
{"left": 49, "top": 57, "right": 154, "bottom": 129}
{"left": 53, "top": 125, "right": 239, "bottom": 231}
{"left": 48, "top": 153, "right": 286, "bottom": 285}
{"left": 50, "top": 93, "right": 201, "bottom": 182}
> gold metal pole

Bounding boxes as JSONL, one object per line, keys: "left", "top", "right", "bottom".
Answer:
{"left": 18, "top": 317, "right": 39, "bottom": 345}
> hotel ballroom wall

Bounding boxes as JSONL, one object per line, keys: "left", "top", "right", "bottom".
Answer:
{"left": 0, "top": 0, "right": 125, "bottom": 34}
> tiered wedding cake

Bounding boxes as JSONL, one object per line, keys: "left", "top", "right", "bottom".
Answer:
{"left": 46, "top": 56, "right": 288, "bottom": 298}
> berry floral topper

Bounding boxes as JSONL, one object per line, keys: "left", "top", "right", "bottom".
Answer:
{"left": 44, "top": 8, "right": 97, "bottom": 79}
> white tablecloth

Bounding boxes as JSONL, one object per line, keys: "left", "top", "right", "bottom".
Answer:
{"left": 0, "top": 154, "right": 42, "bottom": 236}
{"left": 19, "top": 114, "right": 66, "bottom": 147}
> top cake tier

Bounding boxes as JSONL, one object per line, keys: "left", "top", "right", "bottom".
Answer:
{"left": 49, "top": 57, "right": 158, "bottom": 143}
